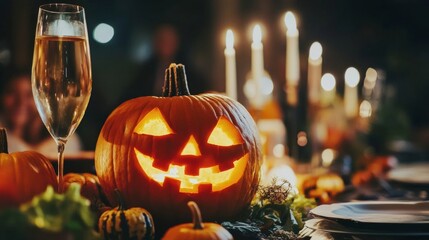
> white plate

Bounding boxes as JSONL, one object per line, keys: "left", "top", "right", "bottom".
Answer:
{"left": 310, "top": 201, "right": 429, "bottom": 225}
{"left": 305, "top": 218, "right": 429, "bottom": 236}
{"left": 387, "top": 163, "right": 429, "bottom": 184}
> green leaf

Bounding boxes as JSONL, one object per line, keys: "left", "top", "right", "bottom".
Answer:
{"left": 283, "top": 209, "right": 299, "bottom": 233}
{"left": 19, "top": 183, "right": 97, "bottom": 239}
{"left": 221, "top": 221, "right": 261, "bottom": 240}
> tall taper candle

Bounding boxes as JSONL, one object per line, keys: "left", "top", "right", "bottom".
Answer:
{"left": 285, "top": 12, "right": 300, "bottom": 106}
{"left": 344, "top": 67, "right": 360, "bottom": 118}
{"left": 251, "top": 24, "right": 264, "bottom": 109}
{"left": 321, "top": 73, "right": 336, "bottom": 107}
{"left": 308, "top": 42, "right": 322, "bottom": 105}
{"left": 225, "top": 29, "right": 237, "bottom": 100}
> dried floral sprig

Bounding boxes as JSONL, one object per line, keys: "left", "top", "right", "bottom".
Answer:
{"left": 223, "top": 178, "right": 316, "bottom": 239}
{"left": 258, "top": 178, "right": 293, "bottom": 205}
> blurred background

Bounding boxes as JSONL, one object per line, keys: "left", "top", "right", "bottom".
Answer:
{"left": 0, "top": 0, "right": 428, "bottom": 156}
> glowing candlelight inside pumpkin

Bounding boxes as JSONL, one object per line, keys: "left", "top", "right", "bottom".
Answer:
{"left": 344, "top": 67, "right": 360, "bottom": 118}
{"left": 251, "top": 24, "right": 264, "bottom": 109}
{"left": 308, "top": 42, "right": 322, "bottom": 105}
{"left": 225, "top": 29, "right": 237, "bottom": 100}
{"left": 135, "top": 150, "right": 248, "bottom": 193}
{"left": 284, "top": 11, "right": 300, "bottom": 106}
{"left": 321, "top": 73, "right": 336, "bottom": 106}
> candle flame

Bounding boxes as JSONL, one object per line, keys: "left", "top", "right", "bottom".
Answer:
{"left": 273, "top": 144, "right": 285, "bottom": 158}
{"left": 364, "top": 68, "right": 377, "bottom": 90}
{"left": 309, "top": 42, "right": 323, "bottom": 60}
{"left": 226, "top": 29, "right": 234, "bottom": 49}
{"left": 297, "top": 131, "right": 308, "bottom": 147}
{"left": 321, "top": 148, "right": 336, "bottom": 167}
{"left": 284, "top": 11, "right": 297, "bottom": 30}
{"left": 321, "top": 73, "right": 336, "bottom": 91}
{"left": 252, "top": 24, "right": 262, "bottom": 44}
{"left": 359, "top": 100, "right": 372, "bottom": 118}
{"left": 345, "top": 67, "right": 360, "bottom": 87}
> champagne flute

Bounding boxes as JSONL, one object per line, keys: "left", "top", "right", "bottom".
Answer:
{"left": 31, "top": 3, "right": 92, "bottom": 192}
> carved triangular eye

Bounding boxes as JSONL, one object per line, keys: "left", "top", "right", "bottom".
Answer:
{"left": 180, "top": 135, "right": 201, "bottom": 156}
{"left": 134, "top": 108, "right": 174, "bottom": 136}
{"left": 207, "top": 116, "right": 243, "bottom": 146}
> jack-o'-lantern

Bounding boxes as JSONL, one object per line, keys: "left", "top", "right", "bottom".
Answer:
{"left": 95, "top": 64, "right": 262, "bottom": 227}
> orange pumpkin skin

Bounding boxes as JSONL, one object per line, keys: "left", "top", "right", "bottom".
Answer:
{"left": 63, "top": 173, "right": 102, "bottom": 201}
{"left": 62, "top": 173, "right": 110, "bottom": 214}
{"left": 162, "top": 201, "right": 233, "bottom": 240}
{"left": 0, "top": 141, "right": 58, "bottom": 208}
{"left": 95, "top": 64, "right": 262, "bottom": 227}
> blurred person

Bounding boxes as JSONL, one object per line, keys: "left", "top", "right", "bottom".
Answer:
{"left": 122, "top": 24, "right": 208, "bottom": 100}
{"left": 0, "top": 69, "right": 82, "bottom": 156}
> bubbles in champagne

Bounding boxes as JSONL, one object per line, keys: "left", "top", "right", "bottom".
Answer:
{"left": 32, "top": 36, "right": 92, "bottom": 142}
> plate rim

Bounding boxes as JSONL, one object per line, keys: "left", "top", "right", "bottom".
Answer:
{"left": 310, "top": 201, "right": 429, "bottom": 226}
{"left": 387, "top": 163, "right": 429, "bottom": 185}
{"left": 305, "top": 218, "right": 429, "bottom": 236}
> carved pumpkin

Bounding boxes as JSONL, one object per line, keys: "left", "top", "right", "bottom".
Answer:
{"left": 95, "top": 64, "right": 262, "bottom": 226}
{"left": 0, "top": 128, "right": 57, "bottom": 208}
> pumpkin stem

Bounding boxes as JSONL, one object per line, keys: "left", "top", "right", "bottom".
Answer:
{"left": 114, "top": 189, "right": 126, "bottom": 211}
{"left": 187, "top": 201, "right": 204, "bottom": 230}
{"left": 0, "top": 128, "right": 8, "bottom": 154}
{"left": 162, "top": 63, "right": 191, "bottom": 97}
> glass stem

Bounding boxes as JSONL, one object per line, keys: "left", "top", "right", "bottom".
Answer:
{"left": 57, "top": 141, "right": 65, "bottom": 193}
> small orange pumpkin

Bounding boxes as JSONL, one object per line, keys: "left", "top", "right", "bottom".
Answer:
{"left": 0, "top": 128, "right": 57, "bottom": 208}
{"left": 63, "top": 173, "right": 100, "bottom": 199}
{"left": 162, "top": 201, "right": 233, "bottom": 240}
{"left": 63, "top": 172, "right": 110, "bottom": 214}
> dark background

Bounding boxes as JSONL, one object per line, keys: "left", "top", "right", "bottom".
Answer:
{"left": 1, "top": 0, "right": 428, "bottom": 152}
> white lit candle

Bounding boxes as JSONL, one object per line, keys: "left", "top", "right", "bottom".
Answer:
{"left": 358, "top": 99, "right": 372, "bottom": 131}
{"left": 344, "top": 67, "right": 360, "bottom": 118}
{"left": 251, "top": 24, "right": 264, "bottom": 109}
{"left": 320, "top": 73, "right": 336, "bottom": 106}
{"left": 359, "top": 100, "right": 372, "bottom": 118}
{"left": 284, "top": 12, "right": 300, "bottom": 106}
{"left": 308, "top": 42, "right": 322, "bottom": 105}
{"left": 224, "top": 29, "right": 237, "bottom": 100}
{"left": 363, "top": 67, "right": 377, "bottom": 99}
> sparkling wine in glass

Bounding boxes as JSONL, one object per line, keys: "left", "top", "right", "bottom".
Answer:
{"left": 31, "top": 3, "right": 92, "bottom": 192}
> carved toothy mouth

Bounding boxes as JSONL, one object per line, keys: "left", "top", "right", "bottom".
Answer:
{"left": 135, "top": 148, "right": 248, "bottom": 194}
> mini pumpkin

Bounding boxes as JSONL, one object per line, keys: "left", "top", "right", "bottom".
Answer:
{"left": 63, "top": 173, "right": 100, "bottom": 200}
{"left": 99, "top": 189, "right": 155, "bottom": 240}
{"left": 162, "top": 201, "right": 233, "bottom": 240}
{"left": 63, "top": 172, "right": 110, "bottom": 214}
{"left": 0, "top": 128, "right": 58, "bottom": 208}
{"left": 95, "top": 64, "right": 262, "bottom": 226}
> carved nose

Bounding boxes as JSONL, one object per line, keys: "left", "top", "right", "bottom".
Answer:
{"left": 180, "top": 135, "right": 201, "bottom": 156}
